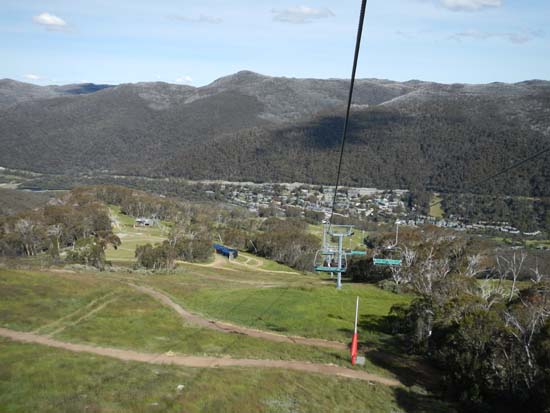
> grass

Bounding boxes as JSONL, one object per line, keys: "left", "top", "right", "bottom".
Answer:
{"left": 0, "top": 339, "right": 455, "bottom": 413}
{"left": 479, "top": 278, "right": 531, "bottom": 293}
{"left": 237, "top": 252, "right": 298, "bottom": 273}
{"left": 259, "top": 259, "right": 296, "bottom": 272}
{"left": 148, "top": 278, "right": 412, "bottom": 345}
{"left": 234, "top": 255, "right": 248, "bottom": 263}
{"left": 106, "top": 206, "right": 320, "bottom": 276}
{"left": 106, "top": 206, "right": 168, "bottom": 263}
{"left": 0, "top": 265, "right": 455, "bottom": 411}
{"left": 308, "top": 224, "right": 368, "bottom": 252}
{"left": 525, "top": 239, "right": 550, "bottom": 248}
{"left": 0, "top": 262, "right": 410, "bottom": 349}
{"left": 54, "top": 289, "right": 372, "bottom": 371}
{"left": 429, "top": 194, "right": 444, "bottom": 219}
{"left": 0, "top": 269, "right": 114, "bottom": 331}
{"left": 0, "top": 268, "right": 387, "bottom": 372}
{"left": 168, "top": 262, "right": 310, "bottom": 288}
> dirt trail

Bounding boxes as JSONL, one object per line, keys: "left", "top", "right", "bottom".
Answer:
{"left": 0, "top": 328, "right": 400, "bottom": 386}
{"left": 33, "top": 292, "right": 116, "bottom": 335}
{"left": 182, "top": 252, "right": 298, "bottom": 275}
{"left": 177, "top": 254, "right": 238, "bottom": 272}
{"left": 230, "top": 254, "right": 299, "bottom": 275}
{"left": 175, "top": 272, "right": 285, "bottom": 288}
{"left": 48, "top": 298, "right": 118, "bottom": 336}
{"left": 229, "top": 260, "right": 299, "bottom": 275}
{"left": 129, "top": 284, "right": 347, "bottom": 351}
{"left": 187, "top": 272, "right": 297, "bottom": 287}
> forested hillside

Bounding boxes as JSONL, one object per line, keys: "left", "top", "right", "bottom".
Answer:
{"left": 0, "top": 72, "right": 549, "bottom": 196}
{"left": 0, "top": 79, "right": 112, "bottom": 109}
{"left": 166, "top": 82, "right": 550, "bottom": 196}
{"left": 0, "top": 188, "right": 55, "bottom": 216}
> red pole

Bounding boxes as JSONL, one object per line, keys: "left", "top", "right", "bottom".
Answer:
{"left": 351, "top": 296, "right": 359, "bottom": 365}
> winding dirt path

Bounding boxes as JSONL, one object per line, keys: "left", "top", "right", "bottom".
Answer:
{"left": 33, "top": 292, "right": 115, "bottom": 335}
{"left": 177, "top": 254, "right": 238, "bottom": 272}
{"left": 129, "top": 284, "right": 348, "bottom": 351}
{"left": 0, "top": 328, "right": 400, "bottom": 386}
{"left": 229, "top": 260, "right": 299, "bottom": 275}
{"left": 230, "top": 254, "right": 299, "bottom": 275}
{"left": 181, "top": 252, "right": 298, "bottom": 275}
{"left": 33, "top": 292, "right": 115, "bottom": 336}
{"left": 179, "top": 270, "right": 286, "bottom": 288}
{"left": 47, "top": 298, "right": 118, "bottom": 336}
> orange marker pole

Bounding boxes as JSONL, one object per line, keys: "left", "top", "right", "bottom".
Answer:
{"left": 351, "top": 296, "right": 359, "bottom": 365}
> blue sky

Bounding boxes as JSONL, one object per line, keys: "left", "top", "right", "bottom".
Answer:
{"left": 1, "top": 0, "right": 548, "bottom": 86}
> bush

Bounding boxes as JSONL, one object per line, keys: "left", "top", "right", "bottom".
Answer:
{"left": 347, "top": 257, "right": 390, "bottom": 283}
{"left": 377, "top": 279, "right": 403, "bottom": 294}
{"left": 66, "top": 237, "right": 109, "bottom": 270}
{"left": 251, "top": 218, "right": 319, "bottom": 271}
{"left": 135, "top": 242, "right": 176, "bottom": 270}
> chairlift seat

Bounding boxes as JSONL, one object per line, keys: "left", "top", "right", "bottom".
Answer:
{"left": 314, "top": 266, "right": 347, "bottom": 273}
{"left": 373, "top": 244, "right": 401, "bottom": 266}
{"left": 373, "top": 258, "right": 402, "bottom": 266}
{"left": 313, "top": 223, "right": 352, "bottom": 278}
{"left": 346, "top": 250, "right": 367, "bottom": 256}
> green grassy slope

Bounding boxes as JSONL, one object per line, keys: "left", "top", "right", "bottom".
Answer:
{"left": 0, "top": 339, "right": 454, "bottom": 413}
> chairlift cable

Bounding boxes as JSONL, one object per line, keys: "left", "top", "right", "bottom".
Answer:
{"left": 328, "top": 0, "right": 369, "bottom": 229}
{"left": 427, "top": 146, "right": 550, "bottom": 211}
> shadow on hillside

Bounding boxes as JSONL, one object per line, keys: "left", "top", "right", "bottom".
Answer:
{"left": 362, "top": 333, "right": 456, "bottom": 411}
{"left": 328, "top": 313, "right": 346, "bottom": 321}
{"left": 357, "top": 314, "right": 443, "bottom": 391}
{"left": 366, "top": 349, "right": 439, "bottom": 390}
{"left": 265, "top": 323, "right": 288, "bottom": 332}
{"left": 336, "top": 327, "right": 353, "bottom": 338}
{"left": 359, "top": 314, "right": 393, "bottom": 335}
{"left": 393, "top": 387, "right": 457, "bottom": 413}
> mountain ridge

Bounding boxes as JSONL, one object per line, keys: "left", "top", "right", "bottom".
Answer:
{"left": 1, "top": 71, "right": 549, "bottom": 196}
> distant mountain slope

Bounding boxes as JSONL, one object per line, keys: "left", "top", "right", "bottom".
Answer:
{"left": 163, "top": 80, "right": 550, "bottom": 196}
{"left": 0, "top": 79, "right": 60, "bottom": 109}
{"left": 51, "top": 83, "right": 113, "bottom": 96}
{"left": 0, "top": 72, "right": 549, "bottom": 196}
{"left": 189, "top": 70, "right": 422, "bottom": 122}
{"left": 0, "top": 82, "right": 264, "bottom": 174}
{"left": 0, "top": 79, "right": 113, "bottom": 109}
{"left": 0, "top": 71, "right": 423, "bottom": 174}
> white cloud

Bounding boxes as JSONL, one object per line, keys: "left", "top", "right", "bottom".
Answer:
{"left": 24, "top": 74, "right": 45, "bottom": 81}
{"left": 272, "top": 6, "right": 335, "bottom": 24}
{"left": 32, "top": 12, "right": 68, "bottom": 30}
{"left": 450, "top": 30, "right": 532, "bottom": 44}
{"left": 175, "top": 76, "right": 193, "bottom": 84}
{"left": 169, "top": 14, "right": 222, "bottom": 24}
{"left": 440, "top": 0, "right": 502, "bottom": 12}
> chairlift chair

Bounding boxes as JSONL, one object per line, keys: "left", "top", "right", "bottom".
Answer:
{"left": 373, "top": 246, "right": 402, "bottom": 266}
{"left": 314, "top": 249, "right": 347, "bottom": 273}
{"left": 373, "top": 221, "right": 402, "bottom": 266}
{"left": 313, "top": 223, "right": 354, "bottom": 273}
{"left": 346, "top": 250, "right": 367, "bottom": 257}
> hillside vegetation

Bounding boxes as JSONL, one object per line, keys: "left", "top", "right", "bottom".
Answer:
{"left": 1, "top": 73, "right": 548, "bottom": 197}
{"left": 2, "top": 184, "right": 550, "bottom": 412}
{"left": 0, "top": 188, "right": 56, "bottom": 216}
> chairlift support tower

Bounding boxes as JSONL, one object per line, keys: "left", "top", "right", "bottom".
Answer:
{"left": 314, "top": 223, "right": 355, "bottom": 289}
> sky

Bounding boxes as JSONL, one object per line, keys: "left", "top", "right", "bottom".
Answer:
{"left": 0, "top": 0, "right": 548, "bottom": 86}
